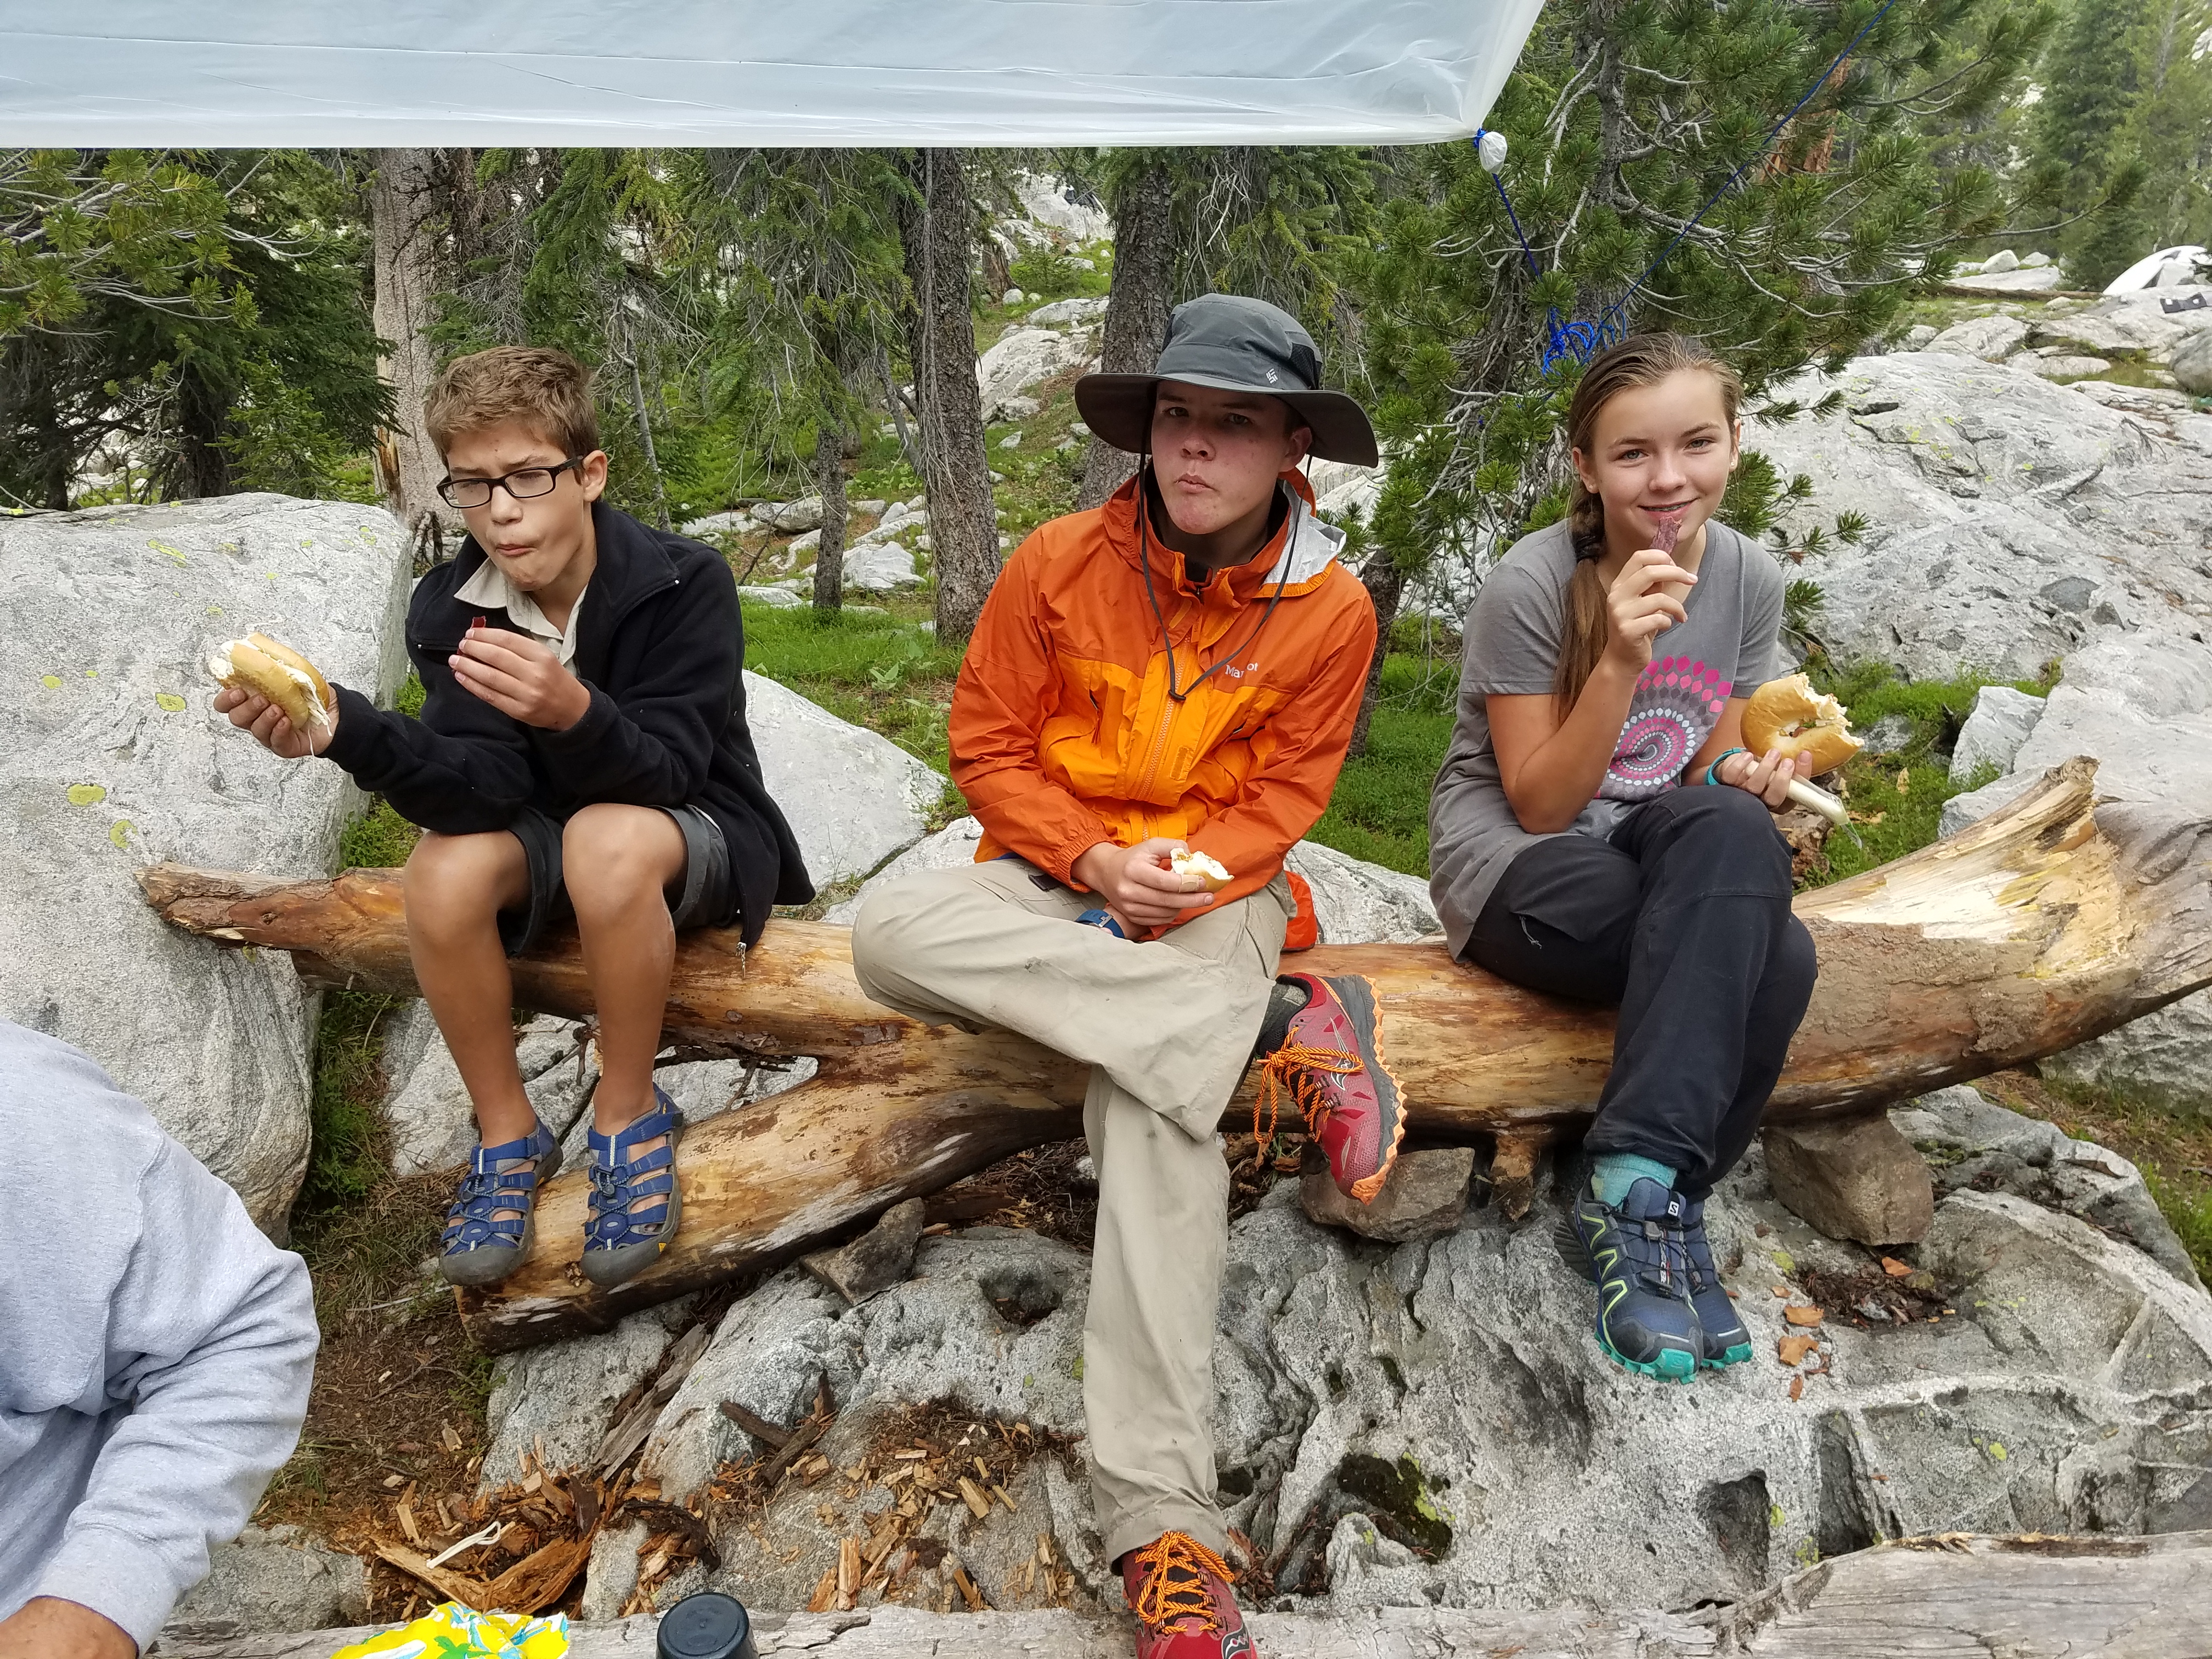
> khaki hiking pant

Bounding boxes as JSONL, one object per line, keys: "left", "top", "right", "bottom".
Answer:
{"left": 850, "top": 855, "right": 1291, "bottom": 1565}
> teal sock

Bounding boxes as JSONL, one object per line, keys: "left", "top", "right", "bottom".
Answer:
{"left": 1591, "top": 1153, "right": 1678, "bottom": 1206}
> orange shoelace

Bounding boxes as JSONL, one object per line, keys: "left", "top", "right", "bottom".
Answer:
{"left": 1132, "top": 1531, "right": 1237, "bottom": 1634}
{"left": 1251, "top": 1041, "right": 1362, "bottom": 1149}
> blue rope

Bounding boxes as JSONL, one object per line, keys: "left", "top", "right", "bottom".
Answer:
{"left": 1471, "top": 0, "right": 1905, "bottom": 369}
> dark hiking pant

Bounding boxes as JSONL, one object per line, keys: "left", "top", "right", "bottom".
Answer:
{"left": 1463, "top": 786, "right": 1818, "bottom": 1199}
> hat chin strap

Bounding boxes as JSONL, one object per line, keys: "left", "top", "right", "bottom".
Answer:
{"left": 1136, "top": 459, "right": 1301, "bottom": 707}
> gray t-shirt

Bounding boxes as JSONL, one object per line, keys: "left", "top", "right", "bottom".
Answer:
{"left": 1427, "top": 517, "right": 1787, "bottom": 955}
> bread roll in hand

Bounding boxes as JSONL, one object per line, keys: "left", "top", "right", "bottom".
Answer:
{"left": 207, "top": 631, "right": 333, "bottom": 733}
{"left": 1741, "top": 673, "right": 1861, "bottom": 777}
{"left": 1170, "top": 848, "right": 1233, "bottom": 893}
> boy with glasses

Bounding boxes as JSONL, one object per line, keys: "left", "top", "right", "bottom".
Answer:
{"left": 216, "top": 346, "right": 812, "bottom": 1290}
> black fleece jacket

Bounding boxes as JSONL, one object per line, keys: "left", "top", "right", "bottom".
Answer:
{"left": 323, "top": 502, "right": 813, "bottom": 943}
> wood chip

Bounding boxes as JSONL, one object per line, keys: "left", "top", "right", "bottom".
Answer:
{"left": 958, "top": 1476, "right": 994, "bottom": 1520}
{"left": 396, "top": 1493, "right": 422, "bottom": 1547}
{"left": 1881, "top": 1256, "right": 1914, "bottom": 1277}
{"left": 383, "top": 1473, "right": 406, "bottom": 1489}
{"left": 719, "top": 1401, "right": 793, "bottom": 1449}
{"left": 1788, "top": 1374, "right": 1805, "bottom": 1402}
{"left": 1036, "top": 1532, "right": 1056, "bottom": 1567}
{"left": 441, "top": 1421, "right": 465, "bottom": 1453}
{"left": 1778, "top": 1333, "right": 1818, "bottom": 1367}
{"left": 973, "top": 1456, "right": 991, "bottom": 1483}
{"left": 806, "top": 1566, "right": 838, "bottom": 1613}
{"left": 1784, "top": 1304, "right": 1825, "bottom": 1327}
{"left": 837, "top": 1537, "right": 862, "bottom": 1611}
{"left": 1770, "top": 1285, "right": 1789, "bottom": 1297}
{"left": 953, "top": 1563, "right": 986, "bottom": 1612}
{"left": 893, "top": 1448, "right": 929, "bottom": 1459}
{"left": 992, "top": 1482, "right": 1017, "bottom": 1513}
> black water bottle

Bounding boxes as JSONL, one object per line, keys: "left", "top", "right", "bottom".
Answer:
{"left": 655, "top": 1592, "right": 756, "bottom": 1659}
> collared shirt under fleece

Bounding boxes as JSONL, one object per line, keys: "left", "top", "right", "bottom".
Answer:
{"left": 949, "top": 469, "right": 1378, "bottom": 913}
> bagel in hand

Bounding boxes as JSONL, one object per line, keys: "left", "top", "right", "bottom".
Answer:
{"left": 1171, "top": 848, "right": 1233, "bottom": 893}
{"left": 1741, "top": 673, "right": 1861, "bottom": 776}
{"left": 207, "top": 631, "right": 333, "bottom": 733}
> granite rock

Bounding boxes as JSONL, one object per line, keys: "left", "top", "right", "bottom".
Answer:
{"left": 1924, "top": 313, "right": 2029, "bottom": 361}
{"left": 1892, "top": 1084, "right": 2202, "bottom": 1288}
{"left": 0, "top": 496, "right": 410, "bottom": 1230}
{"left": 1763, "top": 1114, "right": 1936, "bottom": 1245}
{"left": 1750, "top": 354, "right": 2212, "bottom": 683}
{"left": 160, "top": 1526, "right": 369, "bottom": 1640}
{"left": 1948, "top": 684, "right": 2045, "bottom": 781}
{"left": 378, "top": 1008, "right": 597, "bottom": 1178}
{"left": 743, "top": 672, "right": 944, "bottom": 884}
{"left": 1299, "top": 1144, "right": 1473, "bottom": 1243}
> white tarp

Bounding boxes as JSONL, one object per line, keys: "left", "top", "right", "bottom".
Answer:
{"left": 0, "top": 2, "right": 1546, "bottom": 147}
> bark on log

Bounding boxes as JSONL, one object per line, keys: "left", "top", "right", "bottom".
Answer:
{"left": 139, "top": 760, "right": 2212, "bottom": 1351}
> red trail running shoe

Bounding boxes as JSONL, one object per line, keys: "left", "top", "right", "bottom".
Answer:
{"left": 1252, "top": 972, "right": 1406, "bottom": 1203}
{"left": 1121, "top": 1532, "right": 1255, "bottom": 1658}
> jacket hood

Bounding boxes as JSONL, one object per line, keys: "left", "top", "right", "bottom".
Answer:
{"left": 1101, "top": 467, "right": 1347, "bottom": 603}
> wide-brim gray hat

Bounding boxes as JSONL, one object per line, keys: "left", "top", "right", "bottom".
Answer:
{"left": 1075, "top": 294, "right": 1379, "bottom": 467}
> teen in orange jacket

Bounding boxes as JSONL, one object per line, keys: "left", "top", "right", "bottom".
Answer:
{"left": 855, "top": 296, "right": 1404, "bottom": 1659}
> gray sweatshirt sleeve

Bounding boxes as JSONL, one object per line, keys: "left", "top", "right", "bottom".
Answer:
{"left": 31, "top": 1137, "right": 318, "bottom": 1646}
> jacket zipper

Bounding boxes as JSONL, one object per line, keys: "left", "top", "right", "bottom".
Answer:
{"left": 1135, "top": 644, "right": 1181, "bottom": 800}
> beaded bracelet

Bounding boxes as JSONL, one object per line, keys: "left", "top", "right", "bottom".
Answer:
{"left": 1703, "top": 747, "right": 1749, "bottom": 788}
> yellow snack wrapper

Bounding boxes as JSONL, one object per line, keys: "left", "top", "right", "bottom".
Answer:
{"left": 330, "top": 1601, "right": 571, "bottom": 1659}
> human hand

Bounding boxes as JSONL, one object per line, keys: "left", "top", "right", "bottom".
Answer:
{"left": 450, "top": 626, "right": 591, "bottom": 730}
{"left": 1070, "top": 837, "right": 1217, "bottom": 932}
{"left": 215, "top": 684, "right": 335, "bottom": 758}
{"left": 1601, "top": 547, "right": 1698, "bottom": 675}
{"left": 0, "top": 1597, "right": 137, "bottom": 1659}
{"left": 1716, "top": 746, "right": 1799, "bottom": 812}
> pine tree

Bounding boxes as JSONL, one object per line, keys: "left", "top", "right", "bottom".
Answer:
{"left": 894, "top": 149, "right": 999, "bottom": 645}
{"left": 2035, "top": 0, "right": 2162, "bottom": 281}
{"left": 1, "top": 148, "right": 383, "bottom": 511}
{"left": 679, "top": 150, "right": 909, "bottom": 612}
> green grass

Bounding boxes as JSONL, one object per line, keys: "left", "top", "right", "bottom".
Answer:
{"left": 1306, "top": 651, "right": 1460, "bottom": 877}
{"left": 299, "top": 988, "right": 405, "bottom": 1218}
{"left": 1979, "top": 1069, "right": 2212, "bottom": 1286}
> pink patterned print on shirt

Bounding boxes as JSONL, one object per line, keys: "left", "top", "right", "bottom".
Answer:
{"left": 1599, "top": 657, "right": 1734, "bottom": 800}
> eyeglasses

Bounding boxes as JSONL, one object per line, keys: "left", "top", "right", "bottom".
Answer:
{"left": 437, "top": 458, "right": 584, "bottom": 509}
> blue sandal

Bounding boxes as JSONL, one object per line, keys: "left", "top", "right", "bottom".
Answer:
{"left": 441, "top": 1118, "right": 561, "bottom": 1288}
{"left": 583, "top": 1087, "right": 684, "bottom": 1289}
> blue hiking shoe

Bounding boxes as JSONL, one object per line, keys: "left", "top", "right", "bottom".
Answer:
{"left": 583, "top": 1087, "right": 684, "bottom": 1290}
{"left": 1555, "top": 1176, "right": 1703, "bottom": 1383}
{"left": 1679, "top": 1198, "right": 1754, "bottom": 1369}
{"left": 441, "top": 1118, "right": 561, "bottom": 1289}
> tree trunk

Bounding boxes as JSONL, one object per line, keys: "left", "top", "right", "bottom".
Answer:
{"left": 170, "top": 365, "right": 238, "bottom": 500}
{"left": 141, "top": 759, "right": 2212, "bottom": 1350}
{"left": 625, "top": 353, "right": 672, "bottom": 533}
{"left": 1077, "top": 161, "right": 1175, "bottom": 512}
{"left": 1347, "top": 549, "right": 1406, "bottom": 760}
{"left": 811, "top": 409, "right": 849, "bottom": 614}
{"left": 894, "top": 149, "right": 998, "bottom": 645}
{"left": 370, "top": 148, "right": 456, "bottom": 571}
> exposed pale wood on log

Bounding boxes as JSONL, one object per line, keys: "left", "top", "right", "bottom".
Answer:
{"left": 138, "top": 760, "right": 2212, "bottom": 1351}
{"left": 145, "top": 1531, "right": 2212, "bottom": 1658}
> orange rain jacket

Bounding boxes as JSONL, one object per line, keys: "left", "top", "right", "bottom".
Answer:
{"left": 949, "top": 470, "right": 1378, "bottom": 922}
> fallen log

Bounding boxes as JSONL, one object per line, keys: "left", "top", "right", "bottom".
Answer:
{"left": 140, "top": 759, "right": 2212, "bottom": 1351}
